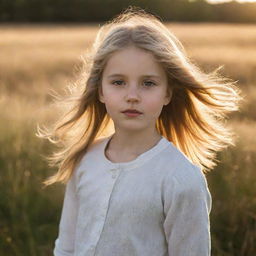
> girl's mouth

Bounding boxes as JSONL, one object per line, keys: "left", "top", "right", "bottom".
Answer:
{"left": 123, "top": 112, "right": 142, "bottom": 117}
{"left": 122, "top": 109, "right": 142, "bottom": 117}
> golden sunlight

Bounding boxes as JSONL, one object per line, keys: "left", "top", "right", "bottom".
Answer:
{"left": 207, "top": 0, "right": 256, "bottom": 3}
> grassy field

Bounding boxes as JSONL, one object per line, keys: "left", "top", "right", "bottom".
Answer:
{"left": 0, "top": 23, "right": 256, "bottom": 255}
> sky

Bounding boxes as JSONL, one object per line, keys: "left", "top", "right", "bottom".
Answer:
{"left": 207, "top": 0, "right": 256, "bottom": 3}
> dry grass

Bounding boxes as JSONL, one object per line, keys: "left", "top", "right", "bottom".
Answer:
{"left": 1, "top": 23, "right": 255, "bottom": 127}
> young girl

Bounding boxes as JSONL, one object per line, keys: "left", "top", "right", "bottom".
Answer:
{"left": 38, "top": 7, "right": 241, "bottom": 256}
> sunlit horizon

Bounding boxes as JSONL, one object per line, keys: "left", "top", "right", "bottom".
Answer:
{"left": 207, "top": 0, "right": 256, "bottom": 3}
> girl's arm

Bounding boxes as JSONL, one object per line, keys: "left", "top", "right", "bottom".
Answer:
{"left": 163, "top": 165, "right": 212, "bottom": 256}
{"left": 53, "top": 172, "right": 79, "bottom": 256}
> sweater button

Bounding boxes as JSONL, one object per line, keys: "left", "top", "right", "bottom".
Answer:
{"left": 112, "top": 173, "right": 117, "bottom": 179}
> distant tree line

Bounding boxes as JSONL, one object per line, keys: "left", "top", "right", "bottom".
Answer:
{"left": 0, "top": 0, "right": 256, "bottom": 23}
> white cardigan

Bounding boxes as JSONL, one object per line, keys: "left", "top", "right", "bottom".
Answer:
{"left": 54, "top": 134, "right": 212, "bottom": 256}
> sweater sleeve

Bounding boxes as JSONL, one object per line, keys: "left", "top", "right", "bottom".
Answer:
{"left": 163, "top": 165, "right": 212, "bottom": 256}
{"left": 53, "top": 172, "right": 79, "bottom": 256}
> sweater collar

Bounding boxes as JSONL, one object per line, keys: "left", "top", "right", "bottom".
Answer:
{"left": 100, "top": 134, "right": 170, "bottom": 171}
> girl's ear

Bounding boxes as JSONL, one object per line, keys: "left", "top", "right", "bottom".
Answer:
{"left": 164, "top": 88, "right": 173, "bottom": 106}
{"left": 98, "top": 86, "right": 105, "bottom": 103}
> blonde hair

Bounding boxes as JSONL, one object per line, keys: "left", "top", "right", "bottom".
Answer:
{"left": 37, "top": 7, "right": 242, "bottom": 186}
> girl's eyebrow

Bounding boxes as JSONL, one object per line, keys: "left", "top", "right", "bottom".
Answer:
{"left": 107, "top": 74, "right": 124, "bottom": 78}
{"left": 143, "top": 75, "right": 161, "bottom": 79}
{"left": 107, "top": 74, "right": 161, "bottom": 79}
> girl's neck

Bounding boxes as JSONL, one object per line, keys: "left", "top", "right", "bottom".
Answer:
{"left": 105, "top": 129, "right": 162, "bottom": 163}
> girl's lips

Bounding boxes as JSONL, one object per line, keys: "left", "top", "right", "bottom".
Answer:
{"left": 122, "top": 111, "right": 142, "bottom": 117}
{"left": 122, "top": 109, "right": 142, "bottom": 114}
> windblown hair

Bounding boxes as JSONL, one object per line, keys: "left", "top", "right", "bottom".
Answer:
{"left": 37, "top": 7, "right": 242, "bottom": 186}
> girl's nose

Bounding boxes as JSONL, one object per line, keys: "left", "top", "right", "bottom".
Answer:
{"left": 125, "top": 85, "right": 141, "bottom": 102}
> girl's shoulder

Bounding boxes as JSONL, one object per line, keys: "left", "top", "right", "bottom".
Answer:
{"left": 162, "top": 140, "right": 209, "bottom": 192}
{"left": 74, "top": 136, "right": 109, "bottom": 174}
{"left": 80, "top": 135, "right": 111, "bottom": 160}
{"left": 87, "top": 136, "right": 109, "bottom": 153}
{"left": 162, "top": 141, "right": 212, "bottom": 211}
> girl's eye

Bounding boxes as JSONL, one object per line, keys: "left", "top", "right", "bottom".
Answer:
{"left": 143, "top": 80, "right": 156, "bottom": 87}
{"left": 111, "top": 80, "right": 156, "bottom": 87}
{"left": 112, "top": 80, "right": 125, "bottom": 86}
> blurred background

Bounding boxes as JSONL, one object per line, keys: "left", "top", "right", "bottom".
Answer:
{"left": 0, "top": 0, "right": 256, "bottom": 255}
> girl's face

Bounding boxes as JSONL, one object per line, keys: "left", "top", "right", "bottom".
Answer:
{"left": 99, "top": 46, "right": 172, "bottom": 133}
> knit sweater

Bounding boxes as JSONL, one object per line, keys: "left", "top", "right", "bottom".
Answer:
{"left": 54, "top": 134, "right": 212, "bottom": 256}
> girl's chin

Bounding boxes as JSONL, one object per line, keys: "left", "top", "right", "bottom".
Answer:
{"left": 114, "top": 122, "right": 151, "bottom": 132}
